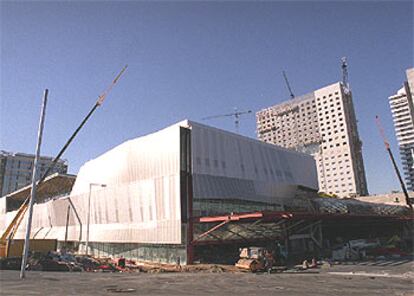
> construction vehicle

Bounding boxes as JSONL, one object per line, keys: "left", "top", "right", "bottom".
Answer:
{"left": 235, "top": 247, "right": 274, "bottom": 272}
{"left": 0, "top": 66, "right": 128, "bottom": 258}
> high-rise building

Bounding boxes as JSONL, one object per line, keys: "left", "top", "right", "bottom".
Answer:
{"left": 256, "top": 82, "right": 368, "bottom": 197}
{"left": 0, "top": 151, "right": 68, "bottom": 196}
{"left": 388, "top": 68, "right": 414, "bottom": 191}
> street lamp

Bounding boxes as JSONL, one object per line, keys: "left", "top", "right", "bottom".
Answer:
{"left": 85, "top": 182, "right": 106, "bottom": 255}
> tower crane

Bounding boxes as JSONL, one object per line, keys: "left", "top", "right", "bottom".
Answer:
{"left": 282, "top": 71, "right": 295, "bottom": 99}
{"left": 202, "top": 108, "right": 252, "bottom": 133}
{"left": 341, "top": 57, "right": 350, "bottom": 93}
{"left": 375, "top": 115, "right": 412, "bottom": 210}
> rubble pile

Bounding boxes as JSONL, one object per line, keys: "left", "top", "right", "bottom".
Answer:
{"left": 0, "top": 234, "right": 411, "bottom": 274}
{"left": 0, "top": 252, "right": 238, "bottom": 273}
{"left": 0, "top": 252, "right": 143, "bottom": 273}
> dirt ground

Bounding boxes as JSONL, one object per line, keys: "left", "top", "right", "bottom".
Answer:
{"left": 0, "top": 259, "right": 413, "bottom": 296}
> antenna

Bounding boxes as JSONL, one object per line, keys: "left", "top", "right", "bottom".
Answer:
{"left": 341, "top": 57, "right": 350, "bottom": 93}
{"left": 282, "top": 71, "right": 295, "bottom": 99}
{"left": 202, "top": 108, "right": 253, "bottom": 133}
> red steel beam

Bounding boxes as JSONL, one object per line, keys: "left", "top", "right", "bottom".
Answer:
{"left": 192, "top": 219, "right": 231, "bottom": 242}
{"left": 193, "top": 210, "right": 412, "bottom": 223}
{"left": 195, "top": 211, "right": 294, "bottom": 223}
{"left": 197, "top": 212, "right": 263, "bottom": 223}
{"left": 190, "top": 211, "right": 412, "bottom": 246}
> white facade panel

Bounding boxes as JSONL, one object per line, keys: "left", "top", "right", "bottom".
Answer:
{"left": 9, "top": 124, "right": 183, "bottom": 244}
{"left": 187, "top": 121, "right": 318, "bottom": 203}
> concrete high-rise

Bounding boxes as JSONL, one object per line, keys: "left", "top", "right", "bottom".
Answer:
{"left": 0, "top": 151, "right": 68, "bottom": 196}
{"left": 388, "top": 68, "right": 414, "bottom": 191}
{"left": 257, "top": 82, "right": 368, "bottom": 197}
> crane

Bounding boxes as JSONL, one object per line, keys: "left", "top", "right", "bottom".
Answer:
{"left": 0, "top": 65, "right": 128, "bottom": 258}
{"left": 282, "top": 71, "right": 295, "bottom": 99}
{"left": 375, "top": 115, "right": 412, "bottom": 210}
{"left": 341, "top": 57, "right": 350, "bottom": 94}
{"left": 202, "top": 108, "right": 253, "bottom": 133}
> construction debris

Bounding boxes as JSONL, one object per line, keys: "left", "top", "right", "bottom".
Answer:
{"left": 0, "top": 256, "right": 21, "bottom": 270}
{"left": 0, "top": 233, "right": 411, "bottom": 275}
{"left": 0, "top": 251, "right": 241, "bottom": 273}
{"left": 330, "top": 236, "right": 410, "bottom": 262}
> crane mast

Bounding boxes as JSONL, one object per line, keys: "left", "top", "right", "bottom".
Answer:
{"left": 341, "top": 57, "right": 350, "bottom": 93}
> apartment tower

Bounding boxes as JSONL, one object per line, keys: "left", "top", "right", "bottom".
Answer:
{"left": 388, "top": 68, "right": 414, "bottom": 191}
{"left": 256, "top": 80, "right": 368, "bottom": 197}
{"left": 0, "top": 151, "right": 68, "bottom": 196}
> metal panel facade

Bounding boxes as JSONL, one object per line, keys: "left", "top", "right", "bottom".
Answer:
{"left": 189, "top": 120, "right": 318, "bottom": 204}
{"left": 8, "top": 124, "right": 183, "bottom": 244}
{"left": 2, "top": 120, "right": 317, "bottom": 246}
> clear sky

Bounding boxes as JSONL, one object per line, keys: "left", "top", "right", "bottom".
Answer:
{"left": 1, "top": 1, "right": 413, "bottom": 194}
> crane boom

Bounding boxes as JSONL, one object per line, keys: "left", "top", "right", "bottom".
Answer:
{"left": 282, "top": 71, "right": 295, "bottom": 99}
{"left": 375, "top": 115, "right": 412, "bottom": 210}
{"left": 202, "top": 113, "right": 237, "bottom": 120}
{"left": 202, "top": 108, "right": 252, "bottom": 133}
{"left": 0, "top": 65, "right": 128, "bottom": 257}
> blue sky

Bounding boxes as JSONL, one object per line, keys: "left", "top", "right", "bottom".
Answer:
{"left": 1, "top": 1, "right": 413, "bottom": 194}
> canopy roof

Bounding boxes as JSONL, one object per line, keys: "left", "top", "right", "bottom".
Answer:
{"left": 4, "top": 173, "right": 76, "bottom": 211}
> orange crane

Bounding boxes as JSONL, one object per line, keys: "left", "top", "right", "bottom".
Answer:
{"left": 0, "top": 65, "right": 128, "bottom": 257}
{"left": 375, "top": 115, "right": 412, "bottom": 210}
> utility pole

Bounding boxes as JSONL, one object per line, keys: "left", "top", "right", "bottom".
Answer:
{"left": 64, "top": 205, "right": 71, "bottom": 248}
{"left": 85, "top": 183, "right": 106, "bottom": 255}
{"left": 20, "top": 89, "right": 49, "bottom": 279}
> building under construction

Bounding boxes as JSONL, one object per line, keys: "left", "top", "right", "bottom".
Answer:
{"left": 0, "top": 121, "right": 411, "bottom": 264}
{"left": 388, "top": 68, "right": 414, "bottom": 191}
{"left": 256, "top": 81, "right": 368, "bottom": 198}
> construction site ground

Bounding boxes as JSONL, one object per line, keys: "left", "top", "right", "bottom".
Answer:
{"left": 0, "top": 258, "right": 413, "bottom": 296}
